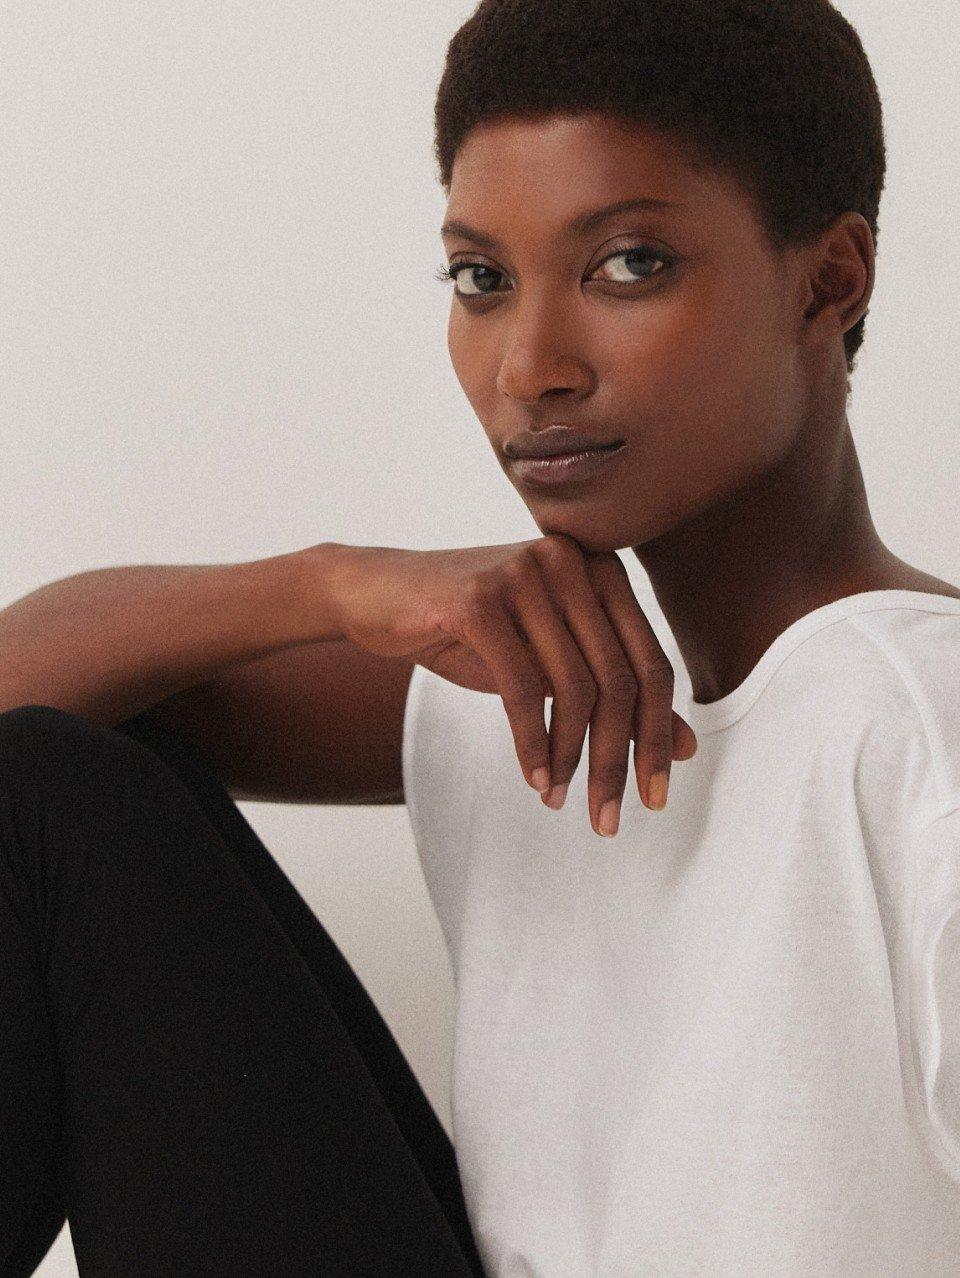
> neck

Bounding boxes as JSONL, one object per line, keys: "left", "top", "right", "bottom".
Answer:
{"left": 632, "top": 413, "right": 904, "bottom": 704}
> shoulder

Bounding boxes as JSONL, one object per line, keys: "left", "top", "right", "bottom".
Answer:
{"left": 841, "top": 602, "right": 960, "bottom": 812}
{"left": 755, "top": 598, "right": 960, "bottom": 829}
{"left": 906, "top": 797, "right": 960, "bottom": 1192}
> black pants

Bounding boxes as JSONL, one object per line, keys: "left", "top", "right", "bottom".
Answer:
{"left": 0, "top": 703, "right": 486, "bottom": 1276}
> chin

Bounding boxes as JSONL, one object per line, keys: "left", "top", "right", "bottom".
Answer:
{"left": 530, "top": 512, "right": 643, "bottom": 557}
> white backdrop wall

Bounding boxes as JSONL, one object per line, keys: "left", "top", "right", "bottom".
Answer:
{"left": 2, "top": 2, "right": 958, "bottom": 1272}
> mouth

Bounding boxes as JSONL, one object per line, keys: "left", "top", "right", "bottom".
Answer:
{"left": 509, "top": 441, "right": 627, "bottom": 490}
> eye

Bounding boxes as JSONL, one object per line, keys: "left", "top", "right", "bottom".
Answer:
{"left": 593, "top": 246, "right": 673, "bottom": 285}
{"left": 433, "top": 244, "right": 674, "bottom": 299}
{"left": 433, "top": 261, "right": 505, "bottom": 297}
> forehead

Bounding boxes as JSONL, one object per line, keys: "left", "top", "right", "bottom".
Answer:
{"left": 444, "top": 111, "right": 754, "bottom": 243}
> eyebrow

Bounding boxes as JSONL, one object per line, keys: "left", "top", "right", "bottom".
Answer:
{"left": 439, "top": 196, "right": 685, "bottom": 249}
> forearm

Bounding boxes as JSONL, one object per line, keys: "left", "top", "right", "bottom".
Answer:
{"left": 0, "top": 544, "right": 346, "bottom": 727}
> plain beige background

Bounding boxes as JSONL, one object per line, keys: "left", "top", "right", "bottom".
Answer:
{"left": 2, "top": 0, "right": 958, "bottom": 1272}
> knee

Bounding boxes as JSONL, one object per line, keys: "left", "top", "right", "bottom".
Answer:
{"left": 0, "top": 703, "right": 232, "bottom": 821}
{"left": 0, "top": 703, "right": 96, "bottom": 752}
{"left": 0, "top": 702, "right": 109, "bottom": 748}
{"left": 0, "top": 703, "right": 161, "bottom": 791}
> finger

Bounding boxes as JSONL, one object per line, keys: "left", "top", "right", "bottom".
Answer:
{"left": 452, "top": 591, "right": 553, "bottom": 794}
{"left": 524, "top": 541, "right": 640, "bottom": 836}
{"left": 585, "top": 555, "right": 689, "bottom": 809}
{"left": 672, "top": 712, "right": 698, "bottom": 760}
{"left": 501, "top": 564, "right": 607, "bottom": 829}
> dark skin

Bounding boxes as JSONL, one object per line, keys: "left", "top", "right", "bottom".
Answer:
{"left": 134, "top": 106, "right": 959, "bottom": 836}
{"left": 441, "top": 110, "right": 960, "bottom": 705}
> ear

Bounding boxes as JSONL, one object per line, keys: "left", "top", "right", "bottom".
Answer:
{"left": 799, "top": 211, "right": 875, "bottom": 349}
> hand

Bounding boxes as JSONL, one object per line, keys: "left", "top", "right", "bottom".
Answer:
{"left": 316, "top": 535, "right": 697, "bottom": 837}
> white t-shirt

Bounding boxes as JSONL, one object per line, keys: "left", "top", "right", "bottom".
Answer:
{"left": 401, "top": 586, "right": 960, "bottom": 1277}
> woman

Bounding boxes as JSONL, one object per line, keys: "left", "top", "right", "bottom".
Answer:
{"left": 3, "top": 0, "right": 958, "bottom": 1275}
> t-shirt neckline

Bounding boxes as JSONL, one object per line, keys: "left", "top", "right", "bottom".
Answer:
{"left": 679, "top": 588, "right": 960, "bottom": 736}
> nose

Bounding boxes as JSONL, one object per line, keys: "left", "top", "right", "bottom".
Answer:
{"left": 494, "top": 289, "right": 594, "bottom": 404}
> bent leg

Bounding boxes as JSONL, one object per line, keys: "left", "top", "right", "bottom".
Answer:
{"left": 0, "top": 704, "right": 483, "bottom": 1277}
{"left": 114, "top": 706, "right": 483, "bottom": 1273}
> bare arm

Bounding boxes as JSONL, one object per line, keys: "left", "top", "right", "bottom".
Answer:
{"left": 141, "top": 640, "right": 415, "bottom": 805}
{"left": 0, "top": 547, "right": 341, "bottom": 728}
{"left": 0, "top": 536, "right": 698, "bottom": 827}
{"left": 0, "top": 545, "right": 415, "bottom": 806}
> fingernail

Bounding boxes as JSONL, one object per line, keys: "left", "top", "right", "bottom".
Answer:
{"left": 598, "top": 799, "right": 620, "bottom": 836}
{"left": 647, "top": 771, "right": 669, "bottom": 810}
{"left": 531, "top": 767, "right": 550, "bottom": 791}
{"left": 542, "top": 782, "right": 568, "bottom": 810}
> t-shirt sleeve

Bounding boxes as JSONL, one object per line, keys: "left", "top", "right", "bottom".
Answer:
{"left": 909, "top": 803, "right": 960, "bottom": 1187}
{"left": 401, "top": 663, "right": 480, "bottom": 984}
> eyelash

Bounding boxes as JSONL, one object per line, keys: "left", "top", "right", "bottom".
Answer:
{"left": 432, "top": 245, "right": 675, "bottom": 299}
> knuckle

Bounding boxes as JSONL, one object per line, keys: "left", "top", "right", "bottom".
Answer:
{"left": 500, "top": 671, "right": 546, "bottom": 707}
{"left": 637, "top": 657, "right": 675, "bottom": 691}
{"left": 589, "top": 761, "right": 629, "bottom": 791}
{"left": 502, "top": 552, "right": 535, "bottom": 589}
{"left": 450, "top": 601, "right": 484, "bottom": 636}
{"left": 464, "top": 572, "right": 497, "bottom": 605}
{"left": 562, "top": 675, "right": 597, "bottom": 711}
{"left": 635, "top": 729, "right": 674, "bottom": 764}
{"left": 535, "top": 533, "right": 582, "bottom": 569}
{"left": 458, "top": 579, "right": 498, "bottom": 622}
{"left": 585, "top": 548, "right": 627, "bottom": 578}
{"left": 598, "top": 668, "right": 639, "bottom": 703}
{"left": 553, "top": 749, "right": 585, "bottom": 782}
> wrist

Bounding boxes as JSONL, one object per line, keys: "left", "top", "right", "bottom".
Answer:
{"left": 272, "top": 542, "right": 352, "bottom": 645}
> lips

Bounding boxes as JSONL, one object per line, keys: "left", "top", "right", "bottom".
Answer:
{"left": 503, "top": 426, "right": 626, "bottom": 459}
{"left": 509, "top": 441, "right": 628, "bottom": 489}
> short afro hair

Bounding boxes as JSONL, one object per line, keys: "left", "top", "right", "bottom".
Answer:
{"left": 433, "top": 0, "right": 886, "bottom": 378}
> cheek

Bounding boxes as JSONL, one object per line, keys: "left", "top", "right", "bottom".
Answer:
{"left": 608, "top": 291, "right": 797, "bottom": 510}
{"left": 607, "top": 279, "right": 771, "bottom": 418}
{"left": 631, "top": 282, "right": 787, "bottom": 437}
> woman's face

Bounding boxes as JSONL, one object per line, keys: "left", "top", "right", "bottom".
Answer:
{"left": 441, "top": 111, "right": 820, "bottom": 555}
